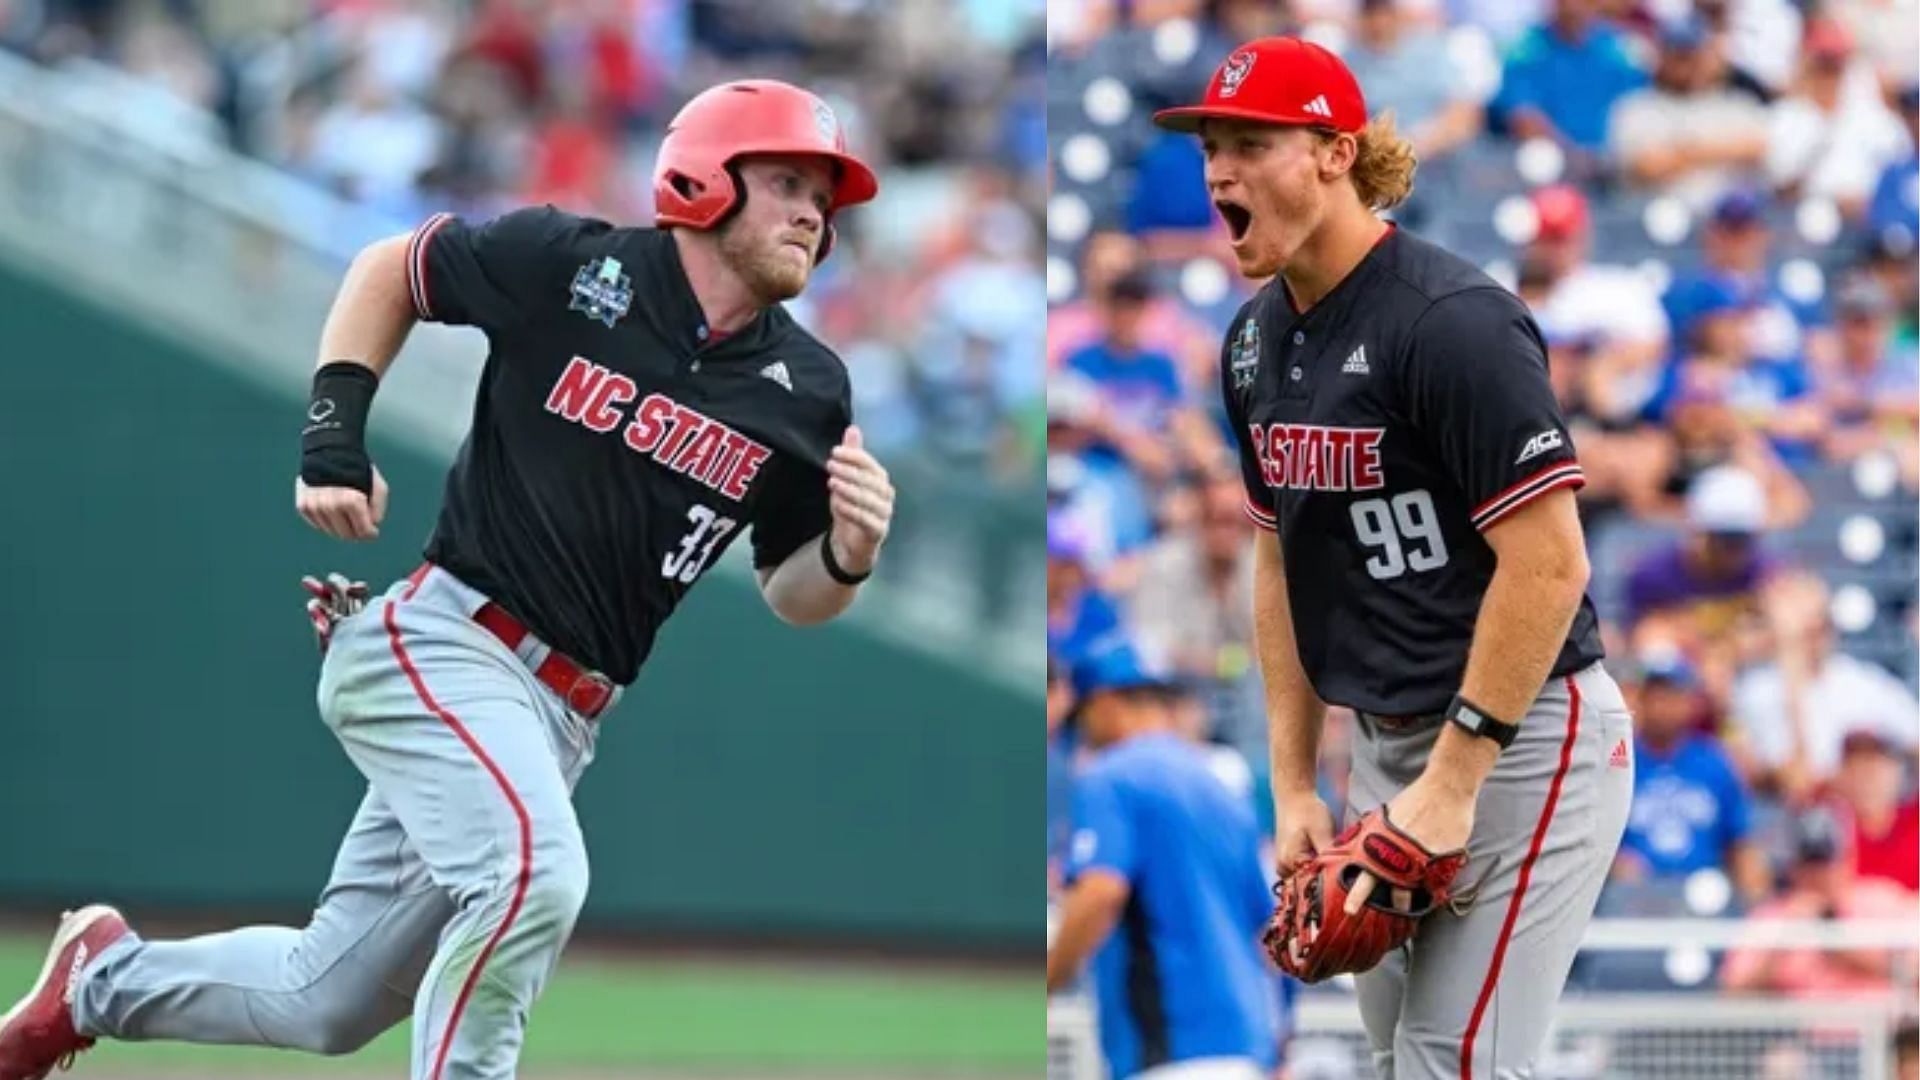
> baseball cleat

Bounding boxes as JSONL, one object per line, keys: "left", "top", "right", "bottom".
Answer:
{"left": 0, "top": 906, "right": 129, "bottom": 1080}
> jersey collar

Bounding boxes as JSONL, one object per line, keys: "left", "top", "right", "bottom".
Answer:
{"left": 648, "top": 229, "right": 787, "bottom": 359}
{"left": 1278, "top": 221, "right": 1399, "bottom": 320}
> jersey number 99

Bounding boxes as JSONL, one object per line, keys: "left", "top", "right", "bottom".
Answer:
{"left": 1350, "top": 490, "right": 1449, "bottom": 581}
{"left": 663, "top": 505, "right": 737, "bottom": 584}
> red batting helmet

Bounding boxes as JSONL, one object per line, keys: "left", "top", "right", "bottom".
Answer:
{"left": 653, "top": 79, "right": 880, "bottom": 264}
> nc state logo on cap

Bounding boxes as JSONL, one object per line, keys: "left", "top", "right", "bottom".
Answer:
{"left": 811, "top": 99, "right": 840, "bottom": 148}
{"left": 1219, "top": 50, "right": 1256, "bottom": 98}
{"left": 1151, "top": 36, "right": 1369, "bottom": 135}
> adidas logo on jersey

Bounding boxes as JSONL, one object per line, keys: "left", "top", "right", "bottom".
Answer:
{"left": 1341, "top": 345, "right": 1369, "bottom": 375}
{"left": 759, "top": 362, "right": 792, "bottom": 392}
{"left": 1609, "top": 738, "right": 1631, "bottom": 770}
{"left": 1515, "top": 428, "right": 1565, "bottom": 466}
{"left": 1301, "top": 95, "right": 1334, "bottom": 119}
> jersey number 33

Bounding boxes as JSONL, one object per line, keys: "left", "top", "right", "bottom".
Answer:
{"left": 662, "top": 505, "right": 737, "bottom": 584}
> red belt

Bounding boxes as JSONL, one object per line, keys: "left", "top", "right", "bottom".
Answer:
{"left": 471, "top": 598, "right": 617, "bottom": 721}
{"left": 405, "top": 564, "right": 616, "bottom": 720}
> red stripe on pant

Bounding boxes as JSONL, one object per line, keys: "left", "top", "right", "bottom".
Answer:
{"left": 1458, "top": 675, "right": 1581, "bottom": 1079}
{"left": 386, "top": 570, "right": 533, "bottom": 1080}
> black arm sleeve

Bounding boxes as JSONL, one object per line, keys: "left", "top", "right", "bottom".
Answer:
{"left": 406, "top": 205, "right": 581, "bottom": 333}
{"left": 1218, "top": 306, "right": 1276, "bottom": 531}
{"left": 1399, "top": 288, "right": 1586, "bottom": 532}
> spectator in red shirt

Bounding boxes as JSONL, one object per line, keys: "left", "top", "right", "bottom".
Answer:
{"left": 521, "top": 70, "right": 621, "bottom": 215}
{"left": 464, "top": 0, "right": 546, "bottom": 105}
{"left": 1834, "top": 729, "right": 1919, "bottom": 892}
{"left": 1722, "top": 804, "right": 1918, "bottom": 1000}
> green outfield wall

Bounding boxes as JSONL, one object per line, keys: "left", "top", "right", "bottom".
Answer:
{"left": 0, "top": 262, "right": 1037, "bottom": 948}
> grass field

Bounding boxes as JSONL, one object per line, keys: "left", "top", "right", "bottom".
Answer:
{"left": 0, "top": 934, "right": 1035, "bottom": 1078}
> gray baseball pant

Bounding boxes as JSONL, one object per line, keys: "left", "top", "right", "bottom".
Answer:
{"left": 1347, "top": 661, "right": 1634, "bottom": 1080}
{"left": 69, "top": 565, "right": 602, "bottom": 1079}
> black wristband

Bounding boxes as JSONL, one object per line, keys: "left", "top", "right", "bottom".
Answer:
{"left": 820, "top": 529, "right": 871, "bottom": 586}
{"left": 300, "top": 362, "right": 379, "bottom": 494}
{"left": 1445, "top": 693, "right": 1520, "bottom": 750}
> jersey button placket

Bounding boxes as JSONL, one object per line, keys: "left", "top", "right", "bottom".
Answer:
{"left": 689, "top": 326, "right": 709, "bottom": 373}
{"left": 1279, "top": 325, "right": 1309, "bottom": 399}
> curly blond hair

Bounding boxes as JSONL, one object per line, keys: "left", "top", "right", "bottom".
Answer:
{"left": 1321, "top": 112, "right": 1419, "bottom": 211}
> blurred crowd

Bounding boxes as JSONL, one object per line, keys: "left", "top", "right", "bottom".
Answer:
{"left": 1046, "top": 0, "right": 1920, "bottom": 1020}
{"left": 0, "top": 0, "right": 1048, "bottom": 487}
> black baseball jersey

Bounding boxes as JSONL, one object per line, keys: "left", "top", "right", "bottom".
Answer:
{"left": 404, "top": 205, "right": 848, "bottom": 685}
{"left": 1222, "top": 226, "right": 1604, "bottom": 716}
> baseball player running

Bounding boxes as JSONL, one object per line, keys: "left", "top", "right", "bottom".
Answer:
{"left": 1153, "top": 38, "right": 1634, "bottom": 1079}
{"left": 0, "top": 79, "right": 892, "bottom": 1080}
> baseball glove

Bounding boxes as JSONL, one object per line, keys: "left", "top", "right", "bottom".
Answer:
{"left": 1262, "top": 807, "right": 1468, "bottom": 983}
{"left": 302, "top": 572, "right": 369, "bottom": 654}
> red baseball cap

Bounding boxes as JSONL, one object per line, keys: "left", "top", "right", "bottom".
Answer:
{"left": 1804, "top": 18, "right": 1854, "bottom": 60}
{"left": 1153, "top": 37, "right": 1368, "bottom": 135}
{"left": 1531, "top": 184, "right": 1590, "bottom": 241}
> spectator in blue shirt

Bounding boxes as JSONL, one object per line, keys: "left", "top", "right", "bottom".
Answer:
{"left": 1662, "top": 189, "right": 1831, "bottom": 370}
{"left": 1061, "top": 270, "right": 1223, "bottom": 488}
{"left": 1866, "top": 82, "right": 1919, "bottom": 251}
{"left": 1650, "top": 275, "right": 1826, "bottom": 465}
{"left": 1048, "top": 639, "right": 1281, "bottom": 1080}
{"left": 1048, "top": 374, "right": 1158, "bottom": 563}
{"left": 1126, "top": 134, "right": 1216, "bottom": 248}
{"left": 1614, "top": 651, "right": 1772, "bottom": 908}
{"left": 1064, "top": 271, "right": 1189, "bottom": 442}
{"left": 1048, "top": 509, "right": 1125, "bottom": 670}
{"left": 1493, "top": 0, "right": 1647, "bottom": 156}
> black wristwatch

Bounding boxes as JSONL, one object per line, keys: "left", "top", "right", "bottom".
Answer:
{"left": 1445, "top": 694, "right": 1519, "bottom": 750}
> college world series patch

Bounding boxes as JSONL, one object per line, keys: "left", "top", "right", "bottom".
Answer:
{"left": 1230, "top": 320, "right": 1261, "bottom": 391}
{"left": 570, "top": 257, "right": 633, "bottom": 328}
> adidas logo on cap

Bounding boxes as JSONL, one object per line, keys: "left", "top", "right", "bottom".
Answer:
{"left": 1302, "top": 95, "right": 1334, "bottom": 119}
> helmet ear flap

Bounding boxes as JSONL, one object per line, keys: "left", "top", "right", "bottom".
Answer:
{"left": 658, "top": 162, "right": 741, "bottom": 230}
{"left": 711, "top": 162, "right": 749, "bottom": 232}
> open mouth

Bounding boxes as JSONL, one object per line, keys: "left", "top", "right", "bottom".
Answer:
{"left": 1216, "top": 200, "right": 1253, "bottom": 243}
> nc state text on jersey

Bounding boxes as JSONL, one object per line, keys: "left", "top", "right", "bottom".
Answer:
{"left": 545, "top": 357, "right": 771, "bottom": 501}
{"left": 1247, "top": 423, "right": 1386, "bottom": 492}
